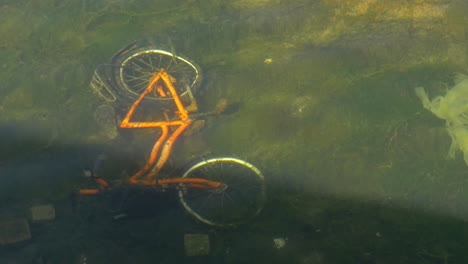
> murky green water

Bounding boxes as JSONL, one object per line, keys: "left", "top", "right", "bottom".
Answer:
{"left": 1, "top": 0, "right": 467, "bottom": 263}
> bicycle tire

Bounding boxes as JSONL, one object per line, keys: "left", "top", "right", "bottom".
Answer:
{"left": 178, "top": 157, "right": 266, "bottom": 226}
{"left": 112, "top": 47, "right": 202, "bottom": 102}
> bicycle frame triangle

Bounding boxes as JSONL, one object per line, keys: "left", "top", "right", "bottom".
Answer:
{"left": 120, "top": 69, "right": 192, "bottom": 184}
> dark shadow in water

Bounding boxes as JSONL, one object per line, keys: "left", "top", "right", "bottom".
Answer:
{"left": 0, "top": 122, "right": 467, "bottom": 264}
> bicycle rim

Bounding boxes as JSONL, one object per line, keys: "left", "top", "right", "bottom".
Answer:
{"left": 178, "top": 157, "right": 266, "bottom": 227}
{"left": 115, "top": 49, "right": 202, "bottom": 101}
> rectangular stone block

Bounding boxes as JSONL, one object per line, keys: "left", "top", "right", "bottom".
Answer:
{"left": 30, "top": 204, "right": 55, "bottom": 222}
{"left": 184, "top": 234, "right": 210, "bottom": 256}
{"left": 0, "top": 218, "right": 31, "bottom": 245}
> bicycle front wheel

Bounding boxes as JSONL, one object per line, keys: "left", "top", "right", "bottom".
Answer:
{"left": 178, "top": 157, "right": 266, "bottom": 227}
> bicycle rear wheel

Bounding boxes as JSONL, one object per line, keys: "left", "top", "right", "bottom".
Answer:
{"left": 178, "top": 157, "right": 266, "bottom": 226}
{"left": 113, "top": 48, "right": 202, "bottom": 102}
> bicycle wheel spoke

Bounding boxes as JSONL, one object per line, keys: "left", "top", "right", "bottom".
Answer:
{"left": 137, "top": 57, "right": 157, "bottom": 70}
{"left": 148, "top": 56, "right": 153, "bottom": 70}
{"left": 194, "top": 194, "right": 212, "bottom": 213}
{"left": 124, "top": 73, "right": 151, "bottom": 82}
{"left": 125, "top": 76, "right": 152, "bottom": 88}
{"left": 220, "top": 161, "right": 226, "bottom": 183}
{"left": 223, "top": 191, "right": 236, "bottom": 205}
{"left": 207, "top": 161, "right": 224, "bottom": 183}
{"left": 130, "top": 60, "right": 145, "bottom": 71}
{"left": 165, "top": 57, "right": 174, "bottom": 72}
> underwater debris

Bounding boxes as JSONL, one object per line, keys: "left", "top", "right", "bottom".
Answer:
{"left": 415, "top": 73, "right": 468, "bottom": 166}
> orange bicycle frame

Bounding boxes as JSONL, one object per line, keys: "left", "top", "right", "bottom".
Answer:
{"left": 80, "top": 69, "right": 223, "bottom": 194}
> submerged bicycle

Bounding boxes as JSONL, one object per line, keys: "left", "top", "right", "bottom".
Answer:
{"left": 82, "top": 41, "right": 265, "bottom": 226}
